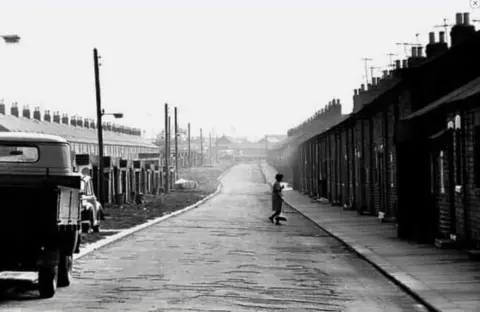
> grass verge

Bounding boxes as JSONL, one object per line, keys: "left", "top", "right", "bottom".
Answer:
{"left": 79, "top": 163, "right": 231, "bottom": 248}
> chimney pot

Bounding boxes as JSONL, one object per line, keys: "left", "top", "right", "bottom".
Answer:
{"left": 411, "top": 46, "right": 417, "bottom": 58}
{"left": 463, "top": 13, "right": 470, "bottom": 25}
{"left": 429, "top": 32, "right": 435, "bottom": 44}
{"left": 402, "top": 59, "right": 408, "bottom": 68}
{"left": 395, "top": 60, "right": 401, "bottom": 69}
{"left": 354, "top": 89, "right": 358, "bottom": 95}
{"left": 0, "top": 100, "right": 5, "bottom": 115}
{"left": 439, "top": 31, "right": 446, "bottom": 43}
{"left": 456, "top": 12, "right": 463, "bottom": 25}
{"left": 360, "top": 84, "right": 365, "bottom": 91}
{"left": 417, "top": 46, "right": 424, "bottom": 57}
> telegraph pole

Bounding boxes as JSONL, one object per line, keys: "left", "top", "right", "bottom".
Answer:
{"left": 94, "top": 48, "right": 105, "bottom": 206}
{"left": 164, "top": 103, "right": 169, "bottom": 193}
{"left": 209, "top": 132, "right": 212, "bottom": 164}
{"left": 174, "top": 107, "right": 178, "bottom": 173}
{"left": 200, "top": 128, "right": 203, "bottom": 166}
{"left": 216, "top": 134, "right": 219, "bottom": 164}
{"left": 187, "top": 122, "right": 191, "bottom": 167}
{"left": 264, "top": 134, "right": 268, "bottom": 161}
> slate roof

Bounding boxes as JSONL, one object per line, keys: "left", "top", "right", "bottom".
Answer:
{"left": 0, "top": 114, "right": 158, "bottom": 148}
{"left": 405, "top": 75, "right": 480, "bottom": 120}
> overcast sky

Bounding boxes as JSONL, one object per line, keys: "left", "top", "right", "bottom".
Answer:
{"left": 0, "top": 0, "right": 476, "bottom": 141}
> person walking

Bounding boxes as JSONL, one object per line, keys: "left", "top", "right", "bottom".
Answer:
{"left": 269, "top": 173, "right": 286, "bottom": 225}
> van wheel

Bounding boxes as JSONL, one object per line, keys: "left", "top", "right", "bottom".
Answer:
{"left": 38, "top": 266, "right": 58, "bottom": 298}
{"left": 57, "top": 255, "right": 72, "bottom": 287}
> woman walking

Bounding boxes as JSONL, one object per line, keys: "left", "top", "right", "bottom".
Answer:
{"left": 269, "top": 173, "right": 286, "bottom": 225}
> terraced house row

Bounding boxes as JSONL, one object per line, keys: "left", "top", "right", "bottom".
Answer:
{"left": 0, "top": 102, "right": 205, "bottom": 204}
{"left": 268, "top": 12, "right": 480, "bottom": 249}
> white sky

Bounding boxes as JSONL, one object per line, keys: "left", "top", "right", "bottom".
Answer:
{"left": 0, "top": 0, "right": 477, "bottom": 141}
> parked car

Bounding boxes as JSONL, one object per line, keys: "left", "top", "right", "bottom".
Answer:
{"left": 0, "top": 132, "right": 81, "bottom": 298}
{"left": 79, "top": 172, "right": 103, "bottom": 233}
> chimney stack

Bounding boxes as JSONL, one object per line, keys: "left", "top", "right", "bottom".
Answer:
{"left": 33, "top": 107, "right": 41, "bottom": 120}
{"left": 76, "top": 116, "right": 83, "bottom": 127}
{"left": 360, "top": 84, "right": 365, "bottom": 91}
{"left": 53, "top": 111, "right": 60, "bottom": 123}
{"left": 83, "top": 118, "right": 89, "bottom": 129}
{"left": 62, "top": 114, "right": 69, "bottom": 125}
{"left": 70, "top": 116, "right": 77, "bottom": 127}
{"left": 0, "top": 100, "right": 5, "bottom": 115}
{"left": 44, "top": 110, "right": 51, "bottom": 122}
{"left": 402, "top": 59, "right": 408, "bottom": 68}
{"left": 22, "top": 106, "right": 31, "bottom": 119}
{"left": 429, "top": 32, "right": 435, "bottom": 44}
{"left": 90, "top": 120, "right": 96, "bottom": 129}
{"left": 11, "top": 103, "right": 19, "bottom": 117}
{"left": 426, "top": 31, "right": 448, "bottom": 58}
{"left": 450, "top": 12, "right": 476, "bottom": 46}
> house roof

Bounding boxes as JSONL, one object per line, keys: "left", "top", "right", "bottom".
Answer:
{"left": 270, "top": 115, "right": 348, "bottom": 151}
{"left": 0, "top": 114, "right": 158, "bottom": 148}
{"left": 404, "top": 75, "right": 480, "bottom": 120}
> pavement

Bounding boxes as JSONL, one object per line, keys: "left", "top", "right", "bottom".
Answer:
{"left": 261, "top": 162, "right": 480, "bottom": 312}
{"left": 0, "top": 163, "right": 429, "bottom": 311}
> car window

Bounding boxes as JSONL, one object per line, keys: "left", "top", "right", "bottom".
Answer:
{"left": 0, "top": 145, "right": 39, "bottom": 163}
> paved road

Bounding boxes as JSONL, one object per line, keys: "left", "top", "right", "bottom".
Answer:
{"left": 0, "top": 164, "right": 428, "bottom": 312}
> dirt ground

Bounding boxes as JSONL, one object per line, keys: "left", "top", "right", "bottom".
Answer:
{"left": 80, "top": 163, "right": 231, "bottom": 247}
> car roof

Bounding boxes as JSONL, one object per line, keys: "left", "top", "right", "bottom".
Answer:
{"left": 0, "top": 131, "right": 68, "bottom": 144}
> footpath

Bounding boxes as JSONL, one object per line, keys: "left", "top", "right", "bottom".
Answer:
{"left": 261, "top": 162, "right": 480, "bottom": 312}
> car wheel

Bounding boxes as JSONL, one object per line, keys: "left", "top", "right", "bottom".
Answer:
{"left": 38, "top": 266, "right": 58, "bottom": 298}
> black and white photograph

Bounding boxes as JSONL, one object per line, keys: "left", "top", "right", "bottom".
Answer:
{"left": 0, "top": 0, "right": 479, "bottom": 311}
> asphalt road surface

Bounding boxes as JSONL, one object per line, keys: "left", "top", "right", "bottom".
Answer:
{"left": 0, "top": 163, "right": 429, "bottom": 312}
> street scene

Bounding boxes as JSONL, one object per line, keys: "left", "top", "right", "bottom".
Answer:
{"left": 0, "top": 164, "right": 428, "bottom": 311}
{"left": 1, "top": 1, "right": 480, "bottom": 311}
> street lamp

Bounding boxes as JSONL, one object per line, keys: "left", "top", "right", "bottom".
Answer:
{"left": 94, "top": 47, "right": 123, "bottom": 206}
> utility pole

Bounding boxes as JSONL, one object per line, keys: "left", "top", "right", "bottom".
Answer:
{"left": 174, "top": 107, "right": 178, "bottom": 174}
{"left": 264, "top": 134, "right": 268, "bottom": 161}
{"left": 188, "top": 122, "right": 191, "bottom": 167}
{"left": 216, "top": 134, "right": 219, "bottom": 164}
{"left": 94, "top": 48, "right": 105, "bottom": 206}
{"left": 200, "top": 128, "right": 203, "bottom": 166}
{"left": 164, "top": 103, "right": 169, "bottom": 193}
{"left": 361, "top": 58, "right": 372, "bottom": 88}
{"left": 209, "top": 132, "right": 212, "bottom": 164}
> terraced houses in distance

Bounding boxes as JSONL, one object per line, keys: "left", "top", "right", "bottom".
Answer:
{"left": 0, "top": 102, "right": 204, "bottom": 204}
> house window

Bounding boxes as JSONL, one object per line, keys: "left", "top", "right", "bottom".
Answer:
{"left": 475, "top": 126, "right": 480, "bottom": 188}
